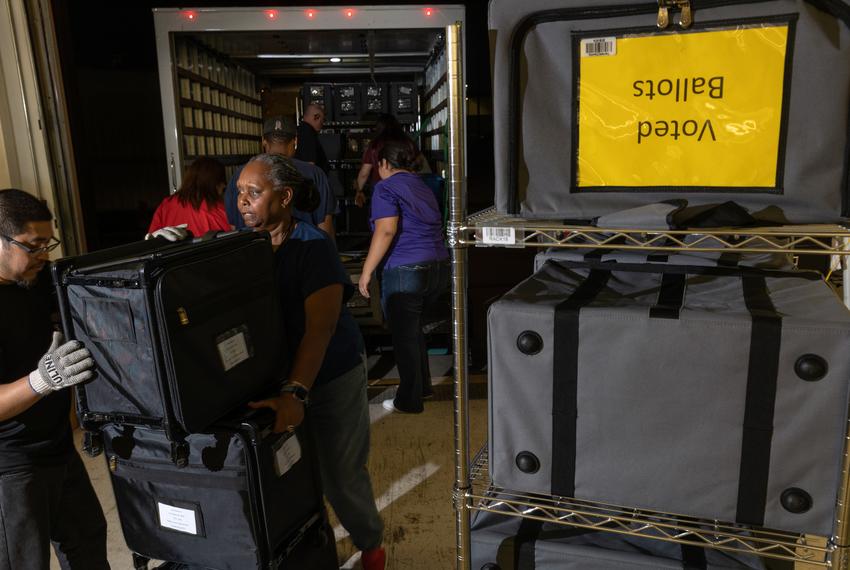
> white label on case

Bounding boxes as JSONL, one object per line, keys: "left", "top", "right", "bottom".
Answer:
{"left": 217, "top": 331, "right": 249, "bottom": 372}
{"left": 581, "top": 37, "right": 617, "bottom": 57}
{"left": 274, "top": 434, "right": 302, "bottom": 477}
{"left": 158, "top": 502, "right": 198, "bottom": 535}
{"left": 482, "top": 227, "right": 516, "bottom": 245}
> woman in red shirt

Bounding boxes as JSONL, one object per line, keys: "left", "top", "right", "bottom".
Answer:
{"left": 148, "top": 157, "right": 231, "bottom": 237}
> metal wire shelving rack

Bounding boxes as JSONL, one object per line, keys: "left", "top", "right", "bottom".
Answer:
{"left": 442, "top": 22, "right": 850, "bottom": 570}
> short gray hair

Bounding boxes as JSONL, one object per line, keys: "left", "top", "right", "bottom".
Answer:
{"left": 247, "top": 153, "right": 320, "bottom": 213}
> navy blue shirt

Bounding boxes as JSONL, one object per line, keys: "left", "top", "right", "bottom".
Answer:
{"left": 225, "top": 159, "right": 338, "bottom": 231}
{"left": 276, "top": 222, "right": 364, "bottom": 386}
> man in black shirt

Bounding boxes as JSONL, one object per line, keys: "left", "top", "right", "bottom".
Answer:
{"left": 293, "top": 103, "right": 330, "bottom": 174}
{"left": 0, "top": 189, "right": 108, "bottom": 569}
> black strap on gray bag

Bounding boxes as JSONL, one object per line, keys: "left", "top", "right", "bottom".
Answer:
{"left": 649, "top": 272, "right": 687, "bottom": 319}
{"left": 736, "top": 274, "right": 782, "bottom": 526}
{"left": 552, "top": 268, "right": 611, "bottom": 498}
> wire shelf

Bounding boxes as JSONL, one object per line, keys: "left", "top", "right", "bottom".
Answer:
{"left": 460, "top": 208, "right": 850, "bottom": 256}
{"left": 467, "top": 447, "right": 839, "bottom": 566}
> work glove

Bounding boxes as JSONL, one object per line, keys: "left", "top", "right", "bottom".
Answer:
{"left": 145, "top": 224, "right": 189, "bottom": 242}
{"left": 28, "top": 332, "right": 95, "bottom": 396}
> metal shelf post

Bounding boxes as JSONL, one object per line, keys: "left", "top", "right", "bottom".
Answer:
{"left": 445, "top": 21, "right": 471, "bottom": 570}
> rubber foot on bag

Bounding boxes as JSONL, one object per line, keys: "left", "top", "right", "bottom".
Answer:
{"left": 516, "top": 451, "right": 540, "bottom": 474}
{"left": 781, "top": 488, "right": 813, "bottom": 514}
{"left": 516, "top": 331, "right": 543, "bottom": 355}
{"left": 795, "top": 354, "right": 828, "bottom": 382}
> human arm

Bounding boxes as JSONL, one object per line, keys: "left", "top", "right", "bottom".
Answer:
{"left": 0, "top": 378, "right": 42, "bottom": 422}
{"left": 358, "top": 216, "right": 398, "bottom": 298}
{"left": 248, "top": 284, "right": 343, "bottom": 432}
{"left": 0, "top": 332, "right": 95, "bottom": 422}
{"left": 355, "top": 163, "right": 373, "bottom": 208}
{"left": 318, "top": 215, "right": 335, "bottom": 242}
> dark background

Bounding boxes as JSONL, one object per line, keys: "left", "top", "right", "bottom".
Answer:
{"left": 49, "top": 0, "right": 535, "bottom": 367}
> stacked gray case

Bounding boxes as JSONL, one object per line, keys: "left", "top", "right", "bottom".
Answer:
{"left": 489, "top": 0, "right": 850, "bottom": 222}
{"left": 488, "top": 259, "right": 850, "bottom": 536}
{"left": 471, "top": 502, "right": 765, "bottom": 569}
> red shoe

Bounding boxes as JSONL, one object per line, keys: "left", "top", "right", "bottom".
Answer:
{"left": 361, "top": 547, "right": 386, "bottom": 570}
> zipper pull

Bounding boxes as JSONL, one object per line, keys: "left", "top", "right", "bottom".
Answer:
{"left": 657, "top": 3, "right": 670, "bottom": 29}
{"left": 109, "top": 455, "right": 118, "bottom": 473}
{"left": 177, "top": 307, "right": 189, "bottom": 326}
{"left": 679, "top": 1, "right": 693, "bottom": 29}
{"left": 657, "top": 0, "right": 693, "bottom": 30}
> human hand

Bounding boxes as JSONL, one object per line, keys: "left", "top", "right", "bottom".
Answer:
{"left": 28, "top": 332, "right": 95, "bottom": 395}
{"left": 145, "top": 224, "right": 189, "bottom": 242}
{"left": 248, "top": 394, "right": 305, "bottom": 433}
{"left": 358, "top": 272, "right": 371, "bottom": 299}
{"left": 354, "top": 191, "right": 366, "bottom": 208}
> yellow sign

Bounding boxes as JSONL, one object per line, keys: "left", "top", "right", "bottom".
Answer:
{"left": 576, "top": 24, "right": 790, "bottom": 190}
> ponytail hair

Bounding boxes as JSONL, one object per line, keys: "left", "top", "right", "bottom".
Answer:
{"left": 378, "top": 139, "right": 420, "bottom": 172}
{"left": 248, "top": 153, "right": 320, "bottom": 213}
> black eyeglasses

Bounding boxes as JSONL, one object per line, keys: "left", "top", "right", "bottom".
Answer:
{"left": 1, "top": 234, "right": 61, "bottom": 255}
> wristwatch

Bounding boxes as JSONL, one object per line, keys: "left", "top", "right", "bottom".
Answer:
{"left": 281, "top": 381, "right": 310, "bottom": 405}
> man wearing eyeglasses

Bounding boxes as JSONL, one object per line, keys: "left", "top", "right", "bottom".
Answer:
{"left": 0, "top": 189, "right": 108, "bottom": 569}
{"left": 294, "top": 103, "right": 330, "bottom": 175}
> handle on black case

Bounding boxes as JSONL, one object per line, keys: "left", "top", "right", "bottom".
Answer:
{"left": 192, "top": 229, "right": 241, "bottom": 244}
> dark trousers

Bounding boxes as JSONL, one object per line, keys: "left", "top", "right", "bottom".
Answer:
{"left": 381, "top": 260, "right": 449, "bottom": 413}
{"left": 0, "top": 450, "right": 109, "bottom": 570}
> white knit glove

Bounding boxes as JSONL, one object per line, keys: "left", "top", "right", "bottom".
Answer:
{"left": 145, "top": 224, "right": 189, "bottom": 242}
{"left": 28, "top": 332, "right": 95, "bottom": 396}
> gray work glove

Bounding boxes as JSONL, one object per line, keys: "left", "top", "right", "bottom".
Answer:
{"left": 28, "top": 332, "right": 95, "bottom": 396}
{"left": 145, "top": 224, "right": 189, "bottom": 242}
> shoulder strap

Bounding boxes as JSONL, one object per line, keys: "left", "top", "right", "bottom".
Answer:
{"left": 552, "top": 268, "right": 611, "bottom": 497}
{"left": 736, "top": 274, "right": 782, "bottom": 525}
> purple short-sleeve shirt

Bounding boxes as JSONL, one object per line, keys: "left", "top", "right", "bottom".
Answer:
{"left": 370, "top": 172, "right": 448, "bottom": 269}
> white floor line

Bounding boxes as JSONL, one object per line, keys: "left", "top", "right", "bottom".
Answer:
{"left": 340, "top": 550, "right": 362, "bottom": 569}
{"left": 334, "top": 461, "right": 441, "bottom": 544}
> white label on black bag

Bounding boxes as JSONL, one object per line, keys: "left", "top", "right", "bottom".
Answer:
{"left": 482, "top": 227, "right": 516, "bottom": 245}
{"left": 217, "top": 329, "right": 250, "bottom": 372}
{"left": 274, "top": 434, "right": 302, "bottom": 477}
{"left": 581, "top": 37, "right": 617, "bottom": 57}
{"left": 158, "top": 502, "right": 198, "bottom": 535}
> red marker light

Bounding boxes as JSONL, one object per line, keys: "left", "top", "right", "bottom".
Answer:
{"left": 344, "top": 8, "right": 355, "bottom": 18}
{"left": 264, "top": 10, "right": 278, "bottom": 20}
{"left": 183, "top": 10, "right": 197, "bottom": 21}
{"left": 305, "top": 9, "right": 316, "bottom": 19}
{"left": 424, "top": 7, "right": 434, "bottom": 17}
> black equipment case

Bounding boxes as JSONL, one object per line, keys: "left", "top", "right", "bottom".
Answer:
{"left": 52, "top": 232, "right": 284, "bottom": 448}
{"left": 103, "top": 411, "right": 328, "bottom": 570}
{"left": 489, "top": 0, "right": 850, "bottom": 223}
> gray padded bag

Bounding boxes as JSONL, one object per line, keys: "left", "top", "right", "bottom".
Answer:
{"left": 489, "top": 0, "right": 850, "bottom": 222}
{"left": 533, "top": 249, "right": 794, "bottom": 272}
{"left": 488, "top": 260, "right": 850, "bottom": 536}
{"left": 471, "top": 505, "right": 765, "bottom": 569}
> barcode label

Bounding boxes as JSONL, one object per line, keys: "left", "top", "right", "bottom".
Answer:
{"left": 581, "top": 37, "right": 617, "bottom": 57}
{"left": 482, "top": 227, "right": 516, "bottom": 245}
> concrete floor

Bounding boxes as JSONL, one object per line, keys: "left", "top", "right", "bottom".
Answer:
{"left": 50, "top": 368, "right": 488, "bottom": 570}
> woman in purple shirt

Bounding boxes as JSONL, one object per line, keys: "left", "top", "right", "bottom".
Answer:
{"left": 358, "top": 140, "right": 449, "bottom": 413}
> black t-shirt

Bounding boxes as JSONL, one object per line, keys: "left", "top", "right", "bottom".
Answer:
{"left": 293, "top": 122, "right": 329, "bottom": 174}
{"left": 275, "top": 223, "right": 364, "bottom": 386}
{"left": 0, "top": 269, "right": 72, "bottom": 471}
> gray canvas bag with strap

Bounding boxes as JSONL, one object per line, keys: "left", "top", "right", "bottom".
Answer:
{"left": 488, "top": 259, "right": 850, "bottom": 535}
{"left": 489, "top": 0, "right": 850, "bottom": 223}
{"left": 471, "top": 503, "right": 766, "bottom": 569}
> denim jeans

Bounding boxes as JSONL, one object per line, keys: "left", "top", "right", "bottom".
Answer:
{"left": 309, "top": 356, "right": 384, "bottom": 551}
{"left": 381, "top": 260, "right": 450, "bottom": 413}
